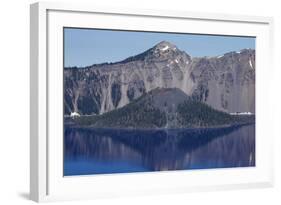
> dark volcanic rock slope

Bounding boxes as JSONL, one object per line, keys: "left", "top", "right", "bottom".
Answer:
{"left": 64, "top": 41, "right": 255, "bottom": 115}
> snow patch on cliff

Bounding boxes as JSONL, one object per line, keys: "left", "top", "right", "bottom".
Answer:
{"left": 161, "top": 45, "right": 169, "bottom": 51}
{"left": 249, "top": 59, "right": 253, "bottom": 69}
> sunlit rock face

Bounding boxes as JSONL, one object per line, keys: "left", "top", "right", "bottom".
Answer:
{"left": 64, "top": 41, "right": 255, "bottom": 115}
{"left": 190, "top": 49, "right": 255, "bottom": 113}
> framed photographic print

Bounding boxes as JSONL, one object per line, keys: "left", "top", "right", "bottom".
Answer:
{"left": 30, "top": 2, "right": 274, "bottom": 202}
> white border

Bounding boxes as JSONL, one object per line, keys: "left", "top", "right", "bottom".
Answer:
{"left": 30, "top": 2, "right": 274, "bottom": 202}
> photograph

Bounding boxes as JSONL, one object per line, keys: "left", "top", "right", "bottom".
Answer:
{"left": 63, "top": 28, "right": 256, "bottom": 176}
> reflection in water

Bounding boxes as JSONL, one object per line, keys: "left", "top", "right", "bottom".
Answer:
{"left": 64, "top": 124, "right": 255, "bottom": 176}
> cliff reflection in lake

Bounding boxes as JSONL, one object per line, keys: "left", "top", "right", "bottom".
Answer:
{"left": 64, "top": 124, "right": 255, "bottom": 176}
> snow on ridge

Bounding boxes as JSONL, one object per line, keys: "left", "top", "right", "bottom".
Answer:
{"left": 217, "top": 55, "right": 223, "bottom": 58}
{"left": 161, "top": 45, "right": 169, "bottom": 51}
{"left": 175, "top": 59, "right": 179, "bottom": 63}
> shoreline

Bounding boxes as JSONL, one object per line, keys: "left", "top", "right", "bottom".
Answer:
{"left": 64, "top": 122, "right": 255, "bottom": 132}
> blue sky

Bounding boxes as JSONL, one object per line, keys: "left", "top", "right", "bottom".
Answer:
{"left": 64, "top": 28, "right": 255, "bottom": 67}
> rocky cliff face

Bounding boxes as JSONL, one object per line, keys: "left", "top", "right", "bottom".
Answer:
{"left": 64, "top": 41, "right": 255, "bottom": 115}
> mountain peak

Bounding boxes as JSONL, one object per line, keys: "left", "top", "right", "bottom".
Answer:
{"left": 117, "top": 41, "right": 182, "bottom": 64}
{"left": 153, "top": 41, "right": 178, "bottom": 52}
{"left": 155, "top": 40, "right": 174, "bottom": 46}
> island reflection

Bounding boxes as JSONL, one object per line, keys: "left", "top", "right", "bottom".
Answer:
{"left": 64, "top": 124, "right": 255, "bottom": 176}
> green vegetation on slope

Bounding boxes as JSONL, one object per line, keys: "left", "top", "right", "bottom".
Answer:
{"left": 177, "top": 100, "right": 235, "bottom": 127}
{"left": 74, "top": 94, "right": 166, "bottom": 128}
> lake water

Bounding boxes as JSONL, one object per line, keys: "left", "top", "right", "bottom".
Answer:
{"left": 64, "top": 124, "right": 255, "bottom": 176}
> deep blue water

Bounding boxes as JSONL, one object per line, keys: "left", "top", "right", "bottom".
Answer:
{"left": 64, "top": 124, "right": 255, "bottom": 176}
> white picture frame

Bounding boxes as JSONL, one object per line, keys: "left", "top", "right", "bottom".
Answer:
{"left": 30, "top": 1, "right": 274, "bottom": 202}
